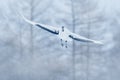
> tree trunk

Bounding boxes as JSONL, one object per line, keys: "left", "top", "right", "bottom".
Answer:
{"left": 29, "top": 0, "right": 34, "bottom": 56}
{"left": 71, "top": 0, "right": 76, "bottom": 80}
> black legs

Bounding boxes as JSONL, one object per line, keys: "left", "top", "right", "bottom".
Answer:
{"left": 61, "top": 39, "right": 64, "bottom": 47}
{"left": 65, "top": 41, "right": 67, "bottom": 48}
{"left": 60, "top": 39, "right": 68, "bottom": 48}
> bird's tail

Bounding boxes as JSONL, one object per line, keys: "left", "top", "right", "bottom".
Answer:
{"left": 19, "top": 12, "right": 37, "bottom": 26}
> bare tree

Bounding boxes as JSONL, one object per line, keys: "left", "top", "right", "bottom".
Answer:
{"left": 29, "top": 0, "right": 34, "bottom": 56}
{"left": 70, "top": 0, "right": 76, "bottom": 80}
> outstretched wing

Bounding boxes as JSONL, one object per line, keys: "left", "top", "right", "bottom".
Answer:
{"left": 69, "top": 33, "right": 103, "bottom": 44}
{"left": 21, "top": 14, "right": 59, "bottom": 35}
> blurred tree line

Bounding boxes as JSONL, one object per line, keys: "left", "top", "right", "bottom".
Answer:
{"left": 0, "top": 0, "right": 119, "bottom": 80}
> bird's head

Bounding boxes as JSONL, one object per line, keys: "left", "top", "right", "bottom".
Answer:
{"left": 62, "top": 26, "right": 64, "bottom": 32}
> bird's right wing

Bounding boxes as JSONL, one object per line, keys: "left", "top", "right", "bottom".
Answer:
{"left": 69, "top": 33, "right": 103, "bottom": 45}
{"left": 20, "top": 14, "right": 59, "bottom": 35}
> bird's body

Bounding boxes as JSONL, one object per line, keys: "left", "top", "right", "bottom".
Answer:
{"left": 58, "top": 27, "right": 72, "bottom": 42}
{"left": 20, "top": 13, "right": 103, "bottom": 48}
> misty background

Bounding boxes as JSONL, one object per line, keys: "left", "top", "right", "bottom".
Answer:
{"left": 0, "top": 0, "right": 120, "bottom": 80}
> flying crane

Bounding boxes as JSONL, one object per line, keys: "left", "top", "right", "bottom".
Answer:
{"left": 20, "top": 14, "right": 103, "bottom": 48}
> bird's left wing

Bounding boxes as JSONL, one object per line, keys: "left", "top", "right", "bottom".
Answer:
{"left": 20, "top": 13, "right": 59, "bottom": 35}
{"left": 69, "top": 33, "right": 103, "bottom": 45}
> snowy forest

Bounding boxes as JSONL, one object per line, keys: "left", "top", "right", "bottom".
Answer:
{"left": 0, "top": 0, "right": 120, "bottom": 80}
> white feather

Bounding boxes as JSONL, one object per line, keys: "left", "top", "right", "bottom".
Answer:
{"left": 20, "top": 13, "right": 37, "bottom": 26}
{"left": 92, "top": 40, "right": 103, "bottom": 45}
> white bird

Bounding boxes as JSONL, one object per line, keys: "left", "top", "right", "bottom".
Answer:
{"left": 20, "top": 14, "right": 103, "bottom": 48}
